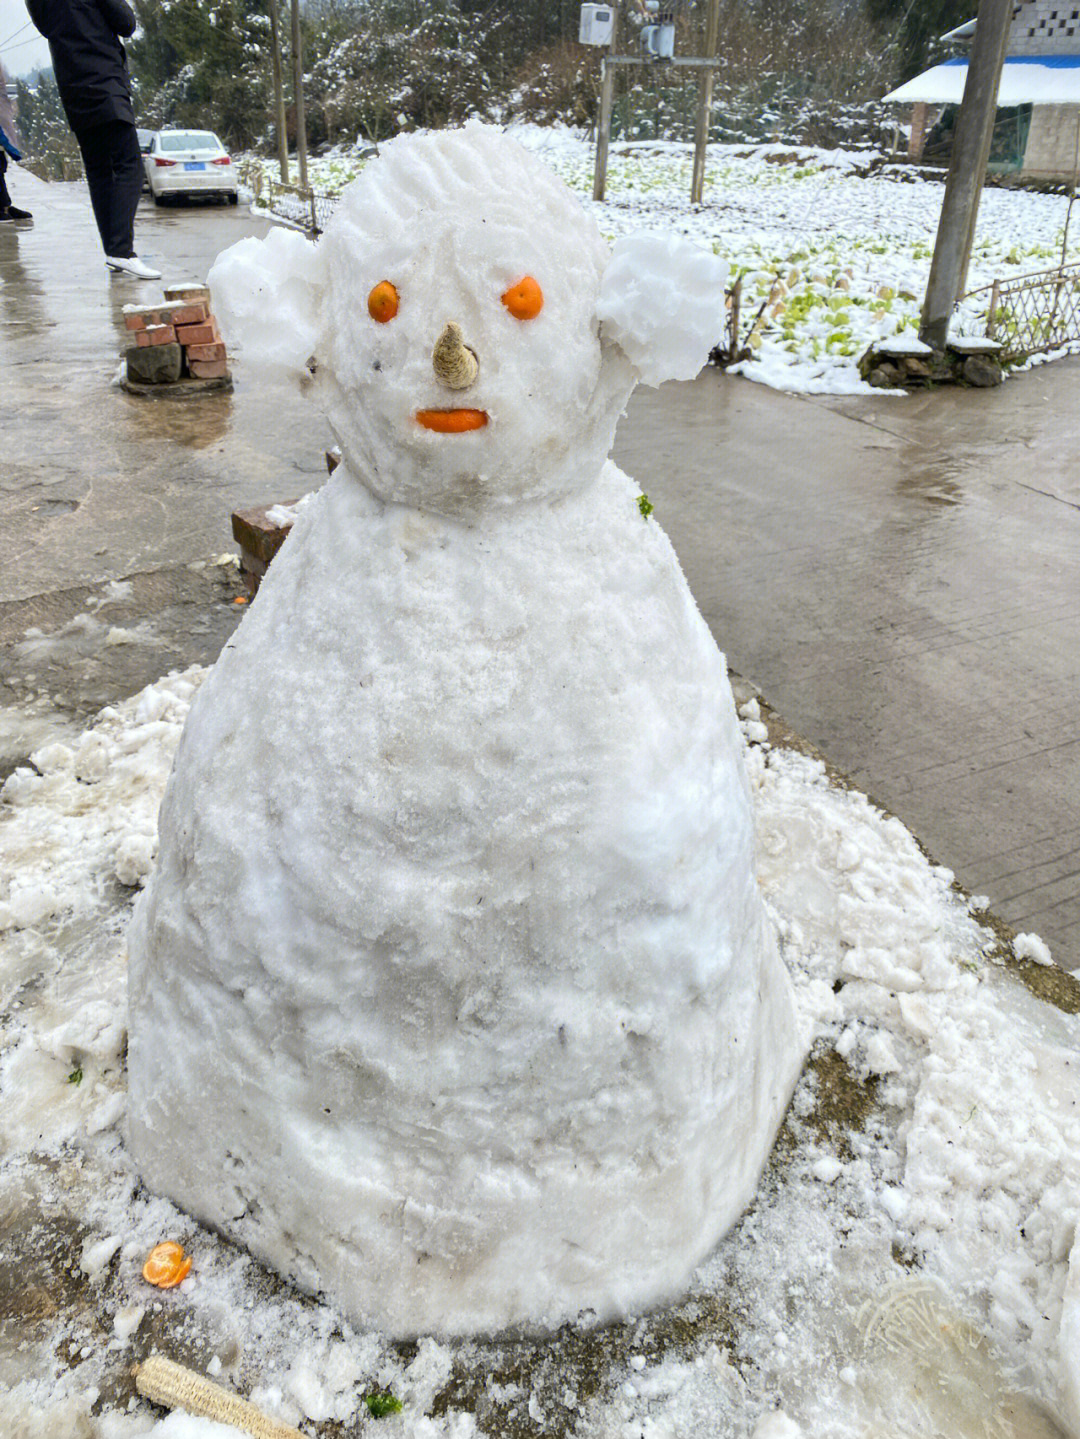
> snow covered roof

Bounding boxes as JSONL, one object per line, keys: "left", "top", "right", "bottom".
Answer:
{"left": 884, "top": 53, "right": 1080, "bottom": 104}
{"left": 940, "top": 18, "right": 977, "bottom": 42}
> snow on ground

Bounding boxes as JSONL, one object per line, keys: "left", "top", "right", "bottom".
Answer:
{"left": 246, "top": 125, "right": 1080, "bottom": 396}
{"left": 2, "top": 669, "right": 1078, "bottom": 1438}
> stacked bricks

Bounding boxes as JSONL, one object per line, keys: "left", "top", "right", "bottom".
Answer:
{"left": 122, "top": 284, "right": 230, "bottom": 386}
{"left": 231, "top": 452, "right": 339, "bottom": 597}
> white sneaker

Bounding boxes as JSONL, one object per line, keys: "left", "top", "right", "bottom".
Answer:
{"left": 106, "top": 255, "right": 163, "bottom": 279}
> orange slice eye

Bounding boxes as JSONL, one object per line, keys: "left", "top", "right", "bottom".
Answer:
{"left": 368, "top": 281, "right": 399, "bottom": 324}
{"left": 501, "top": 275, "right": 543, "bottom": 321}
{"left": 142, "top": 1240, "right": 193, "bottom": 1289}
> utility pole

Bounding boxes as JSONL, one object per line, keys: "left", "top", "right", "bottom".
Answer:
{"left": 268, "top": 0, "right": 289, "bottom": 183}
{"left": 290, "top": 0, "right": 309, "bottom": 192}
{"left": 690, "top": 0, "right": 720, "bottom": 204}
{"left": 920, "top": 0, "right": 1012, "bottom": 348}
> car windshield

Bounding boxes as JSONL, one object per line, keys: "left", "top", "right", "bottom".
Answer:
{"left": 158, "top": 132, "right": 221, "bottom": 153}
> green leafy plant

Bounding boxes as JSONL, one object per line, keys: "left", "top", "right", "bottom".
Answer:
{"left": 68, "top": 1066, "right": 84, "bottom": 1086}
{"left": 364, "top": 1392, "right": 404, "bottom": 1418}
{"left": 637, "top": 494, "right": 654, "bottom": 519}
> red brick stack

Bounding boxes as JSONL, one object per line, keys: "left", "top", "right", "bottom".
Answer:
{"left": 122, "top": 284, "right": 231, "bottom": 386}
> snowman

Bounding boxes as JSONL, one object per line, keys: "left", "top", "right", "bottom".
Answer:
{"left": 127, "top": 124, "right": 804, "bottom": 1337}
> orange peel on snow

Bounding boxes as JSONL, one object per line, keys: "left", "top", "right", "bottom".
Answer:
{"left": 415, "top": 408, "right": 489, "bottom": 433}
{"left": 142, "top": 1240, "right": 192, "bottom": 1288}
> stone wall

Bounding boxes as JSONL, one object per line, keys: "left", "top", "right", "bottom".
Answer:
{"left": 1023, "top": 102, "right": 1080, "bottom": 177}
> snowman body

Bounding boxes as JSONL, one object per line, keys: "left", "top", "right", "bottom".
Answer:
{"left": 127, "top": 126, "right": 802, "bottom": 1336}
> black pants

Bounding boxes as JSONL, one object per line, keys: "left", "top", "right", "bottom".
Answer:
{"left": 74, "top": 119, "right": 142, "bottom": 258}
{"left": 0, "top": 152, "right": 10, "bottom": 211}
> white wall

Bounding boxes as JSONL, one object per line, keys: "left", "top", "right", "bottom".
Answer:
{"left": 1009, "top": 0, "right": 1080, "bottom": 56}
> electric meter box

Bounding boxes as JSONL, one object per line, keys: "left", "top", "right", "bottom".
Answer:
{"left": 579, "top": 3, "right": 615, "bottom": 45}
{"left": 642, "top": 20, "right": 675, "bottom": 57}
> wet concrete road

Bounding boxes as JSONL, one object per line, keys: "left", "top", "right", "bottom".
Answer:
{"left": 3, "top": 171, "right": 1079, "bottom": 968}
{"left": 614, "top": 373, "right": 1080, "bottom": 970}
{"left": 2, "top": 172, "right": 330, "bottom": 603}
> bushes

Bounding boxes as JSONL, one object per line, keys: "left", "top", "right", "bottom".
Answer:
{"left": 127, "top": 0, "right": 276, "bottom": 148}
{"left": 305, "top": 1, "right": 512, "bottom": 144}
{"left": 18, "top": 0, "right": 906, "bottom": 170}
{"left": 12, "top": 73, "right": 83, "bottom": 180}
{"left": 512, "top": 42, "right": 602, "bottom": 128}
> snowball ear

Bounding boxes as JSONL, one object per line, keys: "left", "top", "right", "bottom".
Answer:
{"left": 596, "top": 233, "right": 729, "bottom": 387}
{"left": 208, "top": 228, "right": 327, "bottom": 378}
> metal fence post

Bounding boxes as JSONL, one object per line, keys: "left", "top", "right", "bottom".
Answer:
{"left": 691, "top": 0, "right": 721, "bottom": 204}
{"left": 594, "top": 55, "right": 615, "bottom": 202}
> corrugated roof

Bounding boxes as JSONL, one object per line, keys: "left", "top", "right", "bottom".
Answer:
{"left": 884, "top": 53, "right": 1080, "bottom": 103}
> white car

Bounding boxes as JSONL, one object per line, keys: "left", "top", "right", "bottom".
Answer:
{"left": 137, "top": 128, "right": 156, "bottom": 191}
{"left": 145, "top": 130, "right": 239, "bottom": 206}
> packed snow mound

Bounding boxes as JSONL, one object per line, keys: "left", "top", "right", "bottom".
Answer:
{"left": 597, "top": 232, "right": 729, "bottom": 386}
{"left": 127, "top": 124, "right": 803, "bottom": 1337}
{"left": 208, "top": 226, "right": 323, "bottom": 374}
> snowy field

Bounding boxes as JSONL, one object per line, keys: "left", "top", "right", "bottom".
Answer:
{"left": 2, "top": 666, "right": 1079, "bottom": 1439}
{"left": 248, "top": 124, "right": 1080, "bottom": 395}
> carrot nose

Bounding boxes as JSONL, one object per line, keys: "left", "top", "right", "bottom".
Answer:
{"left": 432, "top": 323, "right": 479, "bottom": 391}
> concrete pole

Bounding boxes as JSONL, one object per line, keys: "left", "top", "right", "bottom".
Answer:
{"left": 690, "top": 0, "right": 720, "bottom": 204}
{"left": 919, "top": 0, "right": 1012, "bottom": 348}
{"left": 267, "top": 0, "right": 289, "bottom": 184}
{"left": 290, "top": 0, "right": 309, "bottom": 192}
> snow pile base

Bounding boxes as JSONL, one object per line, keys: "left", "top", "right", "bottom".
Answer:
{"left": 2, "top": 670, "right": 1079, "bottom": 1434}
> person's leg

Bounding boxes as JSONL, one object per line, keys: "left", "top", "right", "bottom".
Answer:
{"left": 0, "top": 151, "right": 11, "bottom": 211}
{"left": 75, "top": 123, "right": 118, "bottom": 252}
{"left": 75, "top": 120, "right": 143, "bottom": 258}
{"left": 109, "top": 120, "right": 144, "bottom": 258}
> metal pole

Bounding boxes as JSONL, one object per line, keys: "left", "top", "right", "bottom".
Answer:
{"left": 1061, "top": 108, "right": 1080, "bottom": 267}
{"left": 987, "top": 277, "right": 1001, "bottom": 337}
{"left": 267, "top": 0, "right": 289, "bottom": 184}
{"left": 728, "top": 275, "right": 741, "bottom": 361}
{"left": 593, "top": 54, "right": 615, "bottom": 200}
{"left": 593, "top": 2, "right": 620, "bottom": 203}
{"left": 290, "top": 0, "right": 309, "bottom": 192}
{"left": 919, "top": 0, "right": 1012, "bottom": 348}
{"left": 691, "top": 0, "right": 720, "bottom": 204}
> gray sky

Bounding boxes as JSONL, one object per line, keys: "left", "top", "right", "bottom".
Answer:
{"left": 0, "top": 0, "right": 52, "bottom": 79}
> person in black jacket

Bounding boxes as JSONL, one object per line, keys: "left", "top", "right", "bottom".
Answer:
{"left": 25, "top": 0, "right": 161, "bottom": 277}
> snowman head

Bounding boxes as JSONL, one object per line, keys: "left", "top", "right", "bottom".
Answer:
{"left": 210, "top": 124, "right": 727, "bottom": 520}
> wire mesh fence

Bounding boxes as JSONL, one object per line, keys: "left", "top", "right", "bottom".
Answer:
{"left": 238, "top": 159, "right": 339, "bottom": 236}
{"left": 969, "top": 262, "right": 1080, "bottom": 360}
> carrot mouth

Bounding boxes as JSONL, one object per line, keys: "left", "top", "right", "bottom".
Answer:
{"left": 415, "top": 408, "right": 489, "bottom": 434}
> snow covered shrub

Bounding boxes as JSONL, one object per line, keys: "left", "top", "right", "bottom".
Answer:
{"left": 513, "top": 41, "right": 602, "bottom": 128}
{"left": 306, "top": 0, "right": 508, "bottom": 145}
